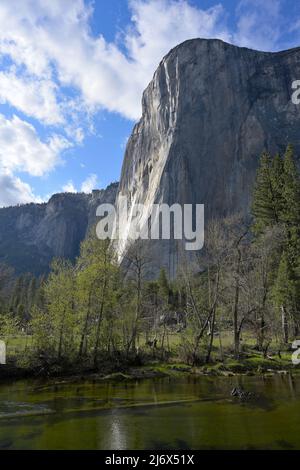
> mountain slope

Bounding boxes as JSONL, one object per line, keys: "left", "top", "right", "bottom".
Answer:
{"left": 0, "top": 183, "right": 118, "bottom": 275}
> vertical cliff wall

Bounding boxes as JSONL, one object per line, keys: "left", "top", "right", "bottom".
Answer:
{"left": 115, "top": 39, "right": 300, "bottom": 277}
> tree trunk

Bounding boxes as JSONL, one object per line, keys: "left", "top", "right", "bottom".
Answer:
{"left": 259, "top": 313, "right": 265, "bottom": 350}
{"left": 218, "top": 330, "right": 224, "bottom": 362}
{"left": 206, "top": 306, "right": 216, "bottom": 363}
{"left": 79, "top": 291, "right": 92, "bottom": 358}
{"left": 93, "top": 266, "right": 108, "bottom": 366}
{"left": 233, "top": 244, "right": 242, "bottom": 359}
{"left": 93, "top": 295, "right": 105, "bottom": 366}
{"left": 281, "top": 305, "right": 289, "bottom": 344}
{"left": 58, "top": 307, "right": 66, "bottom": 359}
{"left": 293, "top": 320, "right": 299, "bottom": 338}
{"left": 192, "top": 270, "right": 220, "bottom": 365}
{"left": 128, "top": 267, "right": 142, "bottom": 354}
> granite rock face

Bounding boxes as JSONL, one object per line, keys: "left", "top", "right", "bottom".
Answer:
{"left": 0, "top": 183, "right": 118, "bottom": 275}
{"left": 115, "top": 39, "right": 300, "bottom": 277}
{"left": 2, "top": 39, "right": 300, "bottom": 278}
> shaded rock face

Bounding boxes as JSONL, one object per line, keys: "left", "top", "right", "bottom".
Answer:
{"left": 115, "top": 39, "right": 300, "bottom": 277}
{"left": 0, "top": 183, "right": 118, "bottom": 275}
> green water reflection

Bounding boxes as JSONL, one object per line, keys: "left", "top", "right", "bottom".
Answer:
{"left": 0, "top": 374, "right": 299, "bottom": 450}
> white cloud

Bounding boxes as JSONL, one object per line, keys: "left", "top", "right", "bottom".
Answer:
{"left": 234, "top": 0, "right": 283, "bottom": 51}
{"left": 61, "top": 173, "right": 98, "bottom": 194}
{"left": 0, "top": 0, "right": 288, "bottom": 124}
{"left": 0, "top": 114, "right": 70, "bottom": 177}
{"left": 0, "top": 169, "right": 42, "bottom": 207}
{"left": 0, "top": 113, "right": 71, "bottom": 206}
{"left": 0, "top": 0, "right": 232, "bottom": 121}
{"left": 81, "top": 173, "right": 98, "bottom": 193}
{"left": 0, "top": 69, "right": 63, "bottom": 125}
{"left": 63, "top": 180, "right": 77, "bottom": 193}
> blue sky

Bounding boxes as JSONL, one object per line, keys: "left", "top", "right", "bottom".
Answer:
{"left": 0, "top": 0, "right": 299, "bottom": 206}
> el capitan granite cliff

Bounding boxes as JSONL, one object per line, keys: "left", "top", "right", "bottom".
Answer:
{"left": 114, "top": 39, "right": 300, "bottom": 276}
{"left": 1, "top": 39, "right": 300, "bottom": 277}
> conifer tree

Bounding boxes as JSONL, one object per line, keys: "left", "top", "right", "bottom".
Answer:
{"left": 252, "top": 152, "right": 278, "bottom": 233}
{"left": 270, "top": 153, "right": 285, "bottom": 222}
{"left": 158, "top": 268, "right": 170, "bottom": 301}
{"left": 282, "top": 146, "right": 300, "bottom": 330}
{"left": 282, "top": 144, "right": 300, "bottom": 261}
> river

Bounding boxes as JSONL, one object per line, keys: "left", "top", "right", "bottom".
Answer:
{"left": 0, "top": 374, "right": 299, "bottom": 450}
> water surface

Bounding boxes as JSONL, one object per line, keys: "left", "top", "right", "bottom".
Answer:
{"left": 0, "top": 374, "right": 299, "bottom": 450}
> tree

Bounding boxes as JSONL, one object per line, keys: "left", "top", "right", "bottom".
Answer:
{"left": 251, "top": 145, "right": 300, "bottom": 342}
{"left": 282, "top": 145, "right": 300, "bottom": 232}
{"left": 124, "top": 240, "right": 152, "bottom": 354}
{"left": 43, "top": 259, "right": 76, "bottom": 360}
{"left": 281, "top": 145, "right": 300, "bottom": 334}
{"left": 227, "top": 220, "right": 249, "bottom": 359}
{"left": 76, "top": 236, "right": 118, "bottom": 365}
{"left": 158, "top": 268, "right": 170, "bottom": 300}
{"left": 0, "top": 263, "right": 14, "bottom": 313}
{"left": 180, "top": 218, "right": 231, "bottom": 365}
{"left": 273, "top": 252, "right": 292, "bottom": 343}
{"left": 247, "top": 226, "right": 283, "bottom": 352}
{"left": 252, "top": 152, "right": 279, "bottom": 233}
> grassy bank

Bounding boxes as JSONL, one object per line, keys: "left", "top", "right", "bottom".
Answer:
{"left": 1, "top": 352, "right": 299, "bottom": 384}
{"left": 0, "top": 330, "right": 299, "bottom": 383}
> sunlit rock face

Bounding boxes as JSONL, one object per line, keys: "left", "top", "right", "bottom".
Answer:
{"left": 0, "top": 183, "right": 118, "bottom": 275}
{"left": 115, "top": 38, "right": 300, "bottom": 278}
{"left": 2, "top": 40, "right": 300, "bottom": 278}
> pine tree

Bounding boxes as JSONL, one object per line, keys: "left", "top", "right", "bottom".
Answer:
{"left": 281, "top": 145, "right": 300, "bottom": 333}
{"left": 158, "top": 268, "right": 170, "bottom": 301}
{"left": 282, "top": 144, "right": 300, "bottom": 261}
{"left": 27, "top": 277, "right": 37, "bottom": 312}
{"left": 252, "top": 145, "right": 300, "bottom": 339}
{"left": 270, "top": 153, "right": 285, "bottom": 222}
{"left": 252, "top": 152, "right": 279, "bottom": 233}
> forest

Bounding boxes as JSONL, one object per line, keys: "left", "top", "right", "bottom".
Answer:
{"left": 0, "top": 144, "right": 299, "bottom": 377}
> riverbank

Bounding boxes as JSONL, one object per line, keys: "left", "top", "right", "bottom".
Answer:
{"left": 101, "top": 355, "right": 300, "bottom": 382}
{"left": 1, "top": 351, "right": 299, "bottom": 384}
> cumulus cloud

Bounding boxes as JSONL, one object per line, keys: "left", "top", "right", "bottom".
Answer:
{"left": 63, "top": 180, "right": 77, "bottom": 193}
{"left": 81, "top": 174, "right": 98, "bottom": 193}
{"left": 0, "top": 70, "right": 63, "bottom": 125}
{"left": 0, "top": 0, "right": 232, "bottom": 122}
{"left": 0, "top": 0, "right": 289, "bottom": 123}
{"left": 0, "top": 114, "right": 70, "bottom": 177}
{"left": 0, "top": 113, "right": 71, "bottom": 206}
{"left": 0, "top": 170, "right": 42, "bottom": 207}
{"left": 234, "top": 0, "right": 283, "bottom": 51}
{"left": 62, "top": 174, "right": 98, "bottom": 194}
